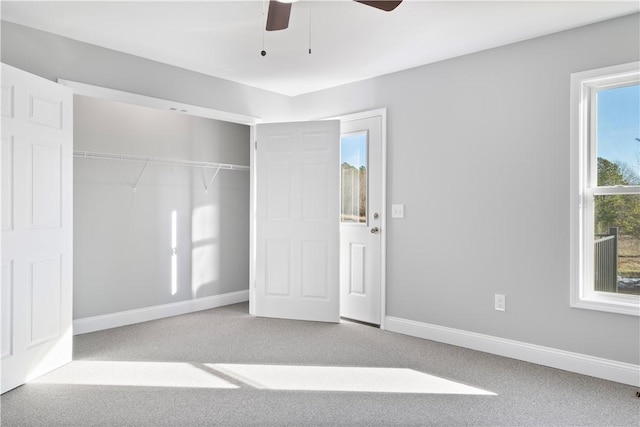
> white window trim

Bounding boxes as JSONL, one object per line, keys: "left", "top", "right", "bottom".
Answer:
{"left": 570, "top": 61, "right": 640, "bottom": 316}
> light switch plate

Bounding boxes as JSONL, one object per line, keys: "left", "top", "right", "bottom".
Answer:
{"left": 392, "top": 204, "right": 405, "bottom": 218}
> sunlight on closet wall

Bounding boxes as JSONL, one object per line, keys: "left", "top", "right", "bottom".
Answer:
{"left": 171, "top": 210, "right": 177, "bottom": 296}
{"left": 73, "top": 95, "right": 250, "bottom": 319}
{"left": 192, "top": 204, "right": 220, "bottom": 298}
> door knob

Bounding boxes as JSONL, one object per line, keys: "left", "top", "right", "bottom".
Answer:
{"left": 370, "top": 227, "right": 380, "bottom": 234}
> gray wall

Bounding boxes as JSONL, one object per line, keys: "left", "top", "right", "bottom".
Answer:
{"left": 73, "top": 96, "right": 250, "bottom": 318}
{"left": 2, "top": 15, "right": 639, "bottom": 363}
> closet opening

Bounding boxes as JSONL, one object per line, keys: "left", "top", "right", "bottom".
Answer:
{"left": 62, "top": 79, "right": 259, "bottom": 334}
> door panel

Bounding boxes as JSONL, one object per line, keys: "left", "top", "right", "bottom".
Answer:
{"left": 1, "top": 136, "right": 14, "bottom": 231}
{"left": 28, "top": 93, "right": 64, "bottom": 129}
{"left": 266, "top": 165, "right": 291, "bottom": 220}
{"left": 340, "top": 116, "right": 382, "bottom": 325}
{"left": 265, "top": 239, "right": 290, "bottom": 296}
{"left": 349, "top": 243, "right": 366, "bottom": 295}
{"left": 1, "top": 63, "right": 73, "bottom": 394}
{"left": 302, "top": 164, "right": 328, "bottom": 220}
{"left": 29, "top": 142, "right": 63, "bottom": 228}
{"left": 1, "top": 261, "right": 13, "bottom": 359}
{"left": 2, "top": 85, "right": 15, "bottom": 118}
{"left": 301, "top": 240, "right": 328, "bottom": 298}
{"left": 255, "top": 120, "right": 340, "bottom": 323}
{"left": 28, "top": 255, "right": 62, "bottom": 347}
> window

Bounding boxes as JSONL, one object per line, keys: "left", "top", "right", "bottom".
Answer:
{"left": 570, "top": 62, "right": 640, "bottom": 315}
{"left": 341, "top": 132, "right": 368, "bottom": 224}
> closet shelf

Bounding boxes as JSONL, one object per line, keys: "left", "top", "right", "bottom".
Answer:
{"left": 73, "top": 150, "right": 250, "bottom": 171}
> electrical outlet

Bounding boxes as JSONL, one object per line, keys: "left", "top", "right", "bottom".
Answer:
{"left": 495, "top": 294, "right": 506, "bottom": 312}
{"left": 392, "top": 204, "right": 405, "bottom": 218}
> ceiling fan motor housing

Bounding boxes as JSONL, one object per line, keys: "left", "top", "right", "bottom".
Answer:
{"left": 266, "top": 0, "right": 402, "bottom": 31}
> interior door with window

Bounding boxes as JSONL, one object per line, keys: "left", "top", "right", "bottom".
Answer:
{"left": 254, "top": 120, "right": 340, "bottom": 322}
{"left": 1, "top": 64, "right": 73, "bottom": 393}
{"left": 340, "top": 115, "right": 383, "bottom": 325}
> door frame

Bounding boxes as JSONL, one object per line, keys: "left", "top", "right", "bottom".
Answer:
{"left": 333, "top": 109, "right": 387, "bottom": 329}
{"left": 58, "top": 79, "right": 261, "bottom": 126}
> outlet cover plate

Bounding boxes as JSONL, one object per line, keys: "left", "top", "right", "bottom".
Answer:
{"left": 392, "top": 204, "right": 405, "bottom": 218}
{"left": 495, "top": 294, "right": 506, "bottom": 311}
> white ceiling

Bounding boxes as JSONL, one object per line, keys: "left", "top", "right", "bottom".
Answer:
{"left": 2, "top": 1, "right": 638, "bottom": 96}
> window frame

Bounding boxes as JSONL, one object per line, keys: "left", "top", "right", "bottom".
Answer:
{"left": 570, "top": 61, "right": 640, "bottom": 316}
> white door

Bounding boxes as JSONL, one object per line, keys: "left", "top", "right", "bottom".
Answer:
{"left": 1, "top": 64, "right": 73, "bottom": 393}
{"left": 254, "top": 120, "right": 340, "bottom": 322}
{"left": 340, "top": 114, "right": 384, "bottom": 325}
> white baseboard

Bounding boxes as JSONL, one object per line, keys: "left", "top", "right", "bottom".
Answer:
{"left": 385, "top": 316, "right": 640, "bottom": 387}
{"left": 73, "top": 290, "right": 249, "bottom": 335}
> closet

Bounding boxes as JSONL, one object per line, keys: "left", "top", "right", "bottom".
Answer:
{"left": 73, "top": 95, "right": 250, "bottom": 324}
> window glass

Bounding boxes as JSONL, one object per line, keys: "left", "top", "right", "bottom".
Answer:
{"left": 593, "top": 194, "right": 640, "bottom": 295}
{"left": 597, "top": 84, "right": 640, "bottom": 186}
{"left": 594, "top": 83, "right": 640, "bottom": 296}
{"left": 341, "top": 132, "right": 367, "bottom": 224}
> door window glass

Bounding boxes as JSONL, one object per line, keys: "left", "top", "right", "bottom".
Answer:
{"left": 341, "top": 132, "right": 367, "bottom": 223}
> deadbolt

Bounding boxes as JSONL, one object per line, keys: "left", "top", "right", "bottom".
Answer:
{"left": 373, "top": 212, "right": 379, "bottom": 220}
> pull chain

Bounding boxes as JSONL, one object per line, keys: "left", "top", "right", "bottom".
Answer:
{"left": 261, "top": 0, "right": 267, "bottom": 56}
{"left": 308, "top": 0, "right": 312, "bottom": 54}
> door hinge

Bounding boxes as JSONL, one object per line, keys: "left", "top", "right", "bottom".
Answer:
{"left": 255, "top": 140, "right": 258, "bottom": 150}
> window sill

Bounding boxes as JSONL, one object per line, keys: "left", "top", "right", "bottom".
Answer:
{"left": 571, "top": 294, "right": 640, "bottom": 316}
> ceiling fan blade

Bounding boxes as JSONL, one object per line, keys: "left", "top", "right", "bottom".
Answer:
{"left": 266, "top": 0, "right": 292, "bottom": 31}
{"left": 354, "top": 1, "right": 403, "bottom": 12}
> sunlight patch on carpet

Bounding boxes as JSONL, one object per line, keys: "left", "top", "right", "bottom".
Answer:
{"left": 31, "top": 361, "right": 238, "bottom": 389}
{"left": 209, "top": 364, "right": 496, "bottom": 395}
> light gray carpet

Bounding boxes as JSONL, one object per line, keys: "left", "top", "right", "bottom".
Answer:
{"left": 1, "top": 302, "right": 638, "bottom": 426}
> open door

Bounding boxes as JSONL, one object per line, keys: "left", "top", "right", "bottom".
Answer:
{"left": 254, "top": 120, "right": 340, "bottom": 322}
{"left": 340, "top": 113, "right": 384, "bottom": 325}
{"left": 1, "top": 64, "right": 73, "bottom": 393}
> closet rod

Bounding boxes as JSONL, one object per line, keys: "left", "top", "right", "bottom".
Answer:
{"left": 73, "top": 150, "right": 250, "bottom": 171}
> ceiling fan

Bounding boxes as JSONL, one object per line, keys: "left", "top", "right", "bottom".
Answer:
{"left": 266, "top": 0, "right": 403, "bottom": 31}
